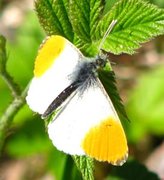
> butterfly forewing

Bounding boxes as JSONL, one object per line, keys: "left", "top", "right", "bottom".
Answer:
{"left": 26, "top": 36, "right": 83, "bottom": 114}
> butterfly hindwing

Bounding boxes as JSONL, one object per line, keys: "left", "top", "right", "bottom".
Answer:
{"left": 48, "top": 79, "right": 128, "bottom": 165}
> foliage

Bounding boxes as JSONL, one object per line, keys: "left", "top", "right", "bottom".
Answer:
{"left": 127, "top": 66, "right": 164, "bottom": 143}
{"left": 0, "top": 12, "right": 44, "bottom": 150}
{"left": 34, "top": 0, "right": 164, "bottom": 177}
{"left": 108, "top": 160, "right": 160, "bottom": 180}
{"left": 73, "top": 155, "right": 94, "bottom": 180}
{"left": 0, "top": 0, "right": 164, "bottom": 179}
{"left": 98, "top": 68, "right": 130, "bottom": 124}
{"left": 149, "top": 0, "right": 164, "bottom": 8}
{"left": 35, "top": 0, "right": 164, "bottom": 56}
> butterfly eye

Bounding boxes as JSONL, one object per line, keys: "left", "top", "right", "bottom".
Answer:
{"left": 95, "top": 55, "right": 108, "bottom": 69}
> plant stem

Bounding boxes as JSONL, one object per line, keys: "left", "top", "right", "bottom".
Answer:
{"left": 1, "top": 71, "right": 21, "bottom": 97}
{"left": 0, "top": 35, "right": 27, "bottom": 153}
{"left": 0, "top": 87, "right": 27, "bottom": 153}
{"left": 0, "top": 35, "right": 21, "bottom": 97}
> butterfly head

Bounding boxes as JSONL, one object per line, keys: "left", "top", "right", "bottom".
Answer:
{"left": 94, "top": 49, "right": 108, "bottom": 70}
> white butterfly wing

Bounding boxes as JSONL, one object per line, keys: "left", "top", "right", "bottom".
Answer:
{"left": 26, "top": 36, "right": 83, "bottom": 114}
{"left": 48, "top": 80, "right": 128, "bottom": 165}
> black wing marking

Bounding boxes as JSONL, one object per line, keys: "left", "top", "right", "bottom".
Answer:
{"left": 42, "top": 82, "right": 78, "bottom": 119}
{"left": 42, "top": 59, "right": 100, "bottom": 119}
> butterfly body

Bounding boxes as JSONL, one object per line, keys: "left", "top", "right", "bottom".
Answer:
{"left": 43, "top": 54, "right": 107, "bottom": 118}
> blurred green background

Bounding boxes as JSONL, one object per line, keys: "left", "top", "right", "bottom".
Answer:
{"left": 0, "top": 0, "right": 164, "bottom": 179}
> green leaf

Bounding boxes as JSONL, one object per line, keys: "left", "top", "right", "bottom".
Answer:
{"left": 98, "top": 0, "right": 164, "bottom": 54}
{"left": 48, "top": 153, "right": 81, "bottom": 180}
{"left": 98, "top": 64, "right": 129, "bottom": 123}
{"left": 35, "top": 0, "right": 74, "bottom": 41}
{"left": 48, "top": 150, "right": 68, "bottom": 180}
{"left": 104, "top": 0, "right": 116, "bottom": 14}
{"left": 35, "top": 0, "right": 164, "bottom": 56}
{"left": 62, "top": 155, "right": 82, "bottom": 180}
{"left": 108, "top": 160, "right": 160, "bottom": 180}
{"left": 149, "top": 0, "right": 164, "bottom": 8}
{"left": 73, "top": 155, "right": 94, "bottom": 180}
{"left": 69, "top": 0, "right": 105, "bottom": 43}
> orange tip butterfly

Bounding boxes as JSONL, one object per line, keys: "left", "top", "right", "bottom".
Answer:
{"left": 26, "top": 20, "right": 128, "bottom": 166}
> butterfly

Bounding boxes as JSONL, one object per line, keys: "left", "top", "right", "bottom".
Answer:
{"left": 26, "top": 21, "right": 128, "bottom": 166}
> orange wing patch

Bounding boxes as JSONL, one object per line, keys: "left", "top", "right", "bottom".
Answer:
{"left": 34, "top": 35, "right": 66, "bottom": 77}
{"left": 81, "top": 117, "right": 128, "bottom": 165}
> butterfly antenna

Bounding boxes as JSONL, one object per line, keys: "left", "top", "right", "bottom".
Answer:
{"left": 98, "top": 19, "right": 117, "bottom": 52}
